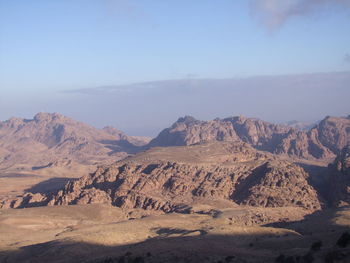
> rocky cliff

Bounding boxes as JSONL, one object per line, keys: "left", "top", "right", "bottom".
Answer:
{"left": 329, "top": 145, "right": 350, "bottom": 206}
{"left": 43, "top": 142, "right": 321, "bottom": 213}
{"left": 148, "top": 115, "right": 350, "bottom": 162}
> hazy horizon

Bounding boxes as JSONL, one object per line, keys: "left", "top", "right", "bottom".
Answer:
{"left": 1, "top": 71, "right": 349, "bottom": 137}
{"left": 1, "top": 1, "right": 350, "bottom": 136}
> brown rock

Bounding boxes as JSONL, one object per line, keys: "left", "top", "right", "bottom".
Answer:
{"left": 148, "top": 115, "right": 350, "bottom": 162}
{"left": 329, "top": 145, "right": 350, "bottom": 206}
{"left": 48, "top": 142, "right": 321, "bottom": 212}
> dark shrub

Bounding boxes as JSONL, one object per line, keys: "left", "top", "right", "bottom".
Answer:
{"left": 336, "top": 232, "right": 350, "bottom": 248}
{"left": 324, "top": 250, "right": 347, "bottom": 263}
{"left": 302, "top": 252, "right": 314, "bottom": 263}
{"left": 310, "top": 240, "right": 322, "bottom": 251}
{"left": 285, "top": 256, "right": 296, "bottom": 263}
{"left": 225, "top": 256, "right": 235, "bottom": 262}
{"left": 132, "top": 256, "right": 145, "bottom": 263}
{"left": 275, "top": 254, "right": 285, "bottom": 263}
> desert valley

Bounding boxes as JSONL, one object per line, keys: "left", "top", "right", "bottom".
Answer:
{"left": 1, "top": 1, "right": 350, "bottom": 262}
{"left": 0, "top": 113, "right": 349, "bottom": 263}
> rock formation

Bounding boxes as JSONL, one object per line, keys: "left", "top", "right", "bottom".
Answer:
{"left": 148, "top": 115, "right": 350, "bottom": 162}
{"left": 46, "top": 142, "right": 321, "bottom": 212}
{"left": 329, "top": 145, "right": 350, "bottom": 206}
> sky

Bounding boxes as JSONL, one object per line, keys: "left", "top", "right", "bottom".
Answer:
{"left": 0, "top": 0, "right": 350, "bottom": 136}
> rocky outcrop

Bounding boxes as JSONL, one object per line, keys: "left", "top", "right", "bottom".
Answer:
{"left": 47, "top": 142, "right": 321, "bottom": 212}
{"left": 0, "top": 192, "right": 47, "bottom": 209}
{"left": 148, "top": 115, "right": 350, "bottom": 162}
{"left": 329, "top": 145, "right": 350, "bottom": 206}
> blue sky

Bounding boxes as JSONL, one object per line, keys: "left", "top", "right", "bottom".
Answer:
{"left": 0, "top": 0, "right": 350, "bottom": 135}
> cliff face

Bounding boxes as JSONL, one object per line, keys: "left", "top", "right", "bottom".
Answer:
{"left": 148, "top": 115, "right": 350, "bottom": 162}
{"left": 329, "top": 145, "right": 350, "bottom": 206}
{"left": 44, "top": 142, "right": 321, "bottom": 212}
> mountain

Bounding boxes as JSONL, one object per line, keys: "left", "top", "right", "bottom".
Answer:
{"left": 0, "top": 113, "right": 148, "bottom": 170}
{"left": 329, "top": 145, "right": 350, "bottom": 206}
{"left": 9, "top": 141, "right": 318, "bottom": 213}
{"left": 148, "top": 115, "right": 350, "bottom": 162}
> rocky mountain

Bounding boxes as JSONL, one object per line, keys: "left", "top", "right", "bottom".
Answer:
{"left": 9, "top": 141, "right": 320, "bottom": 213}
{"left": 148, "top": 115, "right": 350, "bottom": 162}
{"left": 329, "top": 145, "right": 350, "bottom": 206}
{"left": 0, "top": 113, "right": 147, "bottom": 170}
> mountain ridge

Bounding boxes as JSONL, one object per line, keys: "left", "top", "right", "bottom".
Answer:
{"left": 148, "top": 114, "right": 350, "bottom": 162}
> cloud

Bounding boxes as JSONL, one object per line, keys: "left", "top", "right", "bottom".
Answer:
{"left": 250, "top": 0, "right": 350, "bottom": 30}
{"left": 102, "top": 0, "right": 147, "bottom": 20}
{"left": 345, "top": 54, "right": 350, "bottom": 64}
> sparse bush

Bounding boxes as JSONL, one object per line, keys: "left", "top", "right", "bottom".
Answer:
{"left": 301, "top": 252, "right": 314, "bottom": 263}
{"left": 336, "top": 232, "right": 350, "bottom": 248}
{"left": 132, "top": 256, "right": 145, "bottom": 263}
{"left": 275, "top": 254, "right": 285, "bottom": 263}
{"left": 324, "top": 250, "right": 347, "bottom": 263}
{"left": 225, "top": 256, "right": 235, "bottom": 262}
{"left": 284, "top": 256, "right": 296, "bottom": 263}
{"left": 103, "top": 258, "right": 113, "bottom": 263}
{"left": 310, "top": 240, "right": 322, "bottom": 251}
{"left": 125, "top": 252, "right": 132, "bottom": 257}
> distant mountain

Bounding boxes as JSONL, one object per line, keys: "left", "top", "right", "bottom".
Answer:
{"left": 0, "top": 113, "right": 148, "bottom": 170}
{"left": 148, "top": 115, "right": 350, "bottom": 162}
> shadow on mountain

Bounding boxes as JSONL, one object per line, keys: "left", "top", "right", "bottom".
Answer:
{"left": 24, "top": 177, "right": 77, "bottom": 195}
{"left": 264, "top": 206, "right": 350, "bottom": 234}
{"left": 153, "top": 227, "right": 208, "bottom": 237}
{"left": 1, "top": 208, "right": 349, "bottom": 263}
{"left": 296, "top": 162, "right": 331, "bottom": 207}
{"left": 32, "top": 164, "right": 52, "bottom": 170}
{"left": 99, "top": 139, "right": 146, "bottom": 155}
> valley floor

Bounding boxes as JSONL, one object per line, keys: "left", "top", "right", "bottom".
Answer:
{"left": 0, "top": 204, "right": 349, "bottom": 263}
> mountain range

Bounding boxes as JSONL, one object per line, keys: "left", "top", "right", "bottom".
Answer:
{"left": 0, "top": 112, "right": 349, "bottom": 211}
{"left": 1, "top": 112, "right": 350, "bottom": 263}
{"left": 149, "top": 115, "right": 350, "bottom": 162}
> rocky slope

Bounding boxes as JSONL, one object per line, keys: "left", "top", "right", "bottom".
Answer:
{"left": 0, "top": 113, "right": 147, "bottom": 169}
{"left": 329, "top": 145, "right": 350, "bottom": 206}
{"left": 33, "top": 142, "right": 322, "bottom": 213}
{"left": 148, "top": 115, "right": 350, "bottom": 162}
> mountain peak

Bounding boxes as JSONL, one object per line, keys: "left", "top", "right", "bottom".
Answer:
{"left": 33, "top": 112, "right": 66, "bottom": 122}
{"left": 176, "top": 115, "right": 198, "bottom": 124}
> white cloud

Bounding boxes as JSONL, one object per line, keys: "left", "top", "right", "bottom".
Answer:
{"left": 250, "top": 0, "right": 350, "bottom": 30}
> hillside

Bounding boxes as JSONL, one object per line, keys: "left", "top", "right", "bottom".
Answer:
{"left": 7, "top": 141, "right": 320, "bottom": 214}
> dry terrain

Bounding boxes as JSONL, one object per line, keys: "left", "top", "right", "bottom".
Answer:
{"left": 0, "top": 204, "right": 349, "bottom": 263}
{"left": 0, "top": 113, "right": 349, "bottom": 262}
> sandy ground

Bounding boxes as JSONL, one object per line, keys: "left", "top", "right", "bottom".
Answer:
{"left": 0, "top": 204, "right": 349, "bottom": 263}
